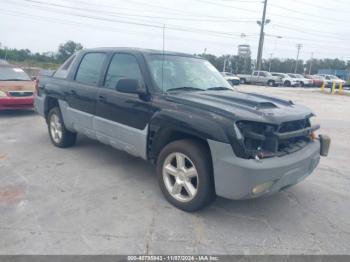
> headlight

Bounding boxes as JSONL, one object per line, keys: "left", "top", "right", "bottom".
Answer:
{"left": 235, "top": 121, "right": 278, "bottom": 159}
{"left": 0, "top": 91, "right": 7, "bottom": 97}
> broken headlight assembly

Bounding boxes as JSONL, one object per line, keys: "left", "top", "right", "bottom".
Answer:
{"left": 233, "top": 119, "right": 320, "bottom": 159}
{"left": 235, "top": 120, "right": 278, "bottom": 159}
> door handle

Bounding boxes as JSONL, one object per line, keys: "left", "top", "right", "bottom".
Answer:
{"left": 98, "top": 95, "right": 106, "bottom": 101}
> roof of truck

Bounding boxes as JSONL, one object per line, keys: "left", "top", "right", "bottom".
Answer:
{"left": 81, "top": 47, "right": 199, "bottom": 58}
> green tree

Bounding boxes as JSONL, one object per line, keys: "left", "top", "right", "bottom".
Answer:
{"left": 57, "top": 40, "right": 83, "bottom": 63}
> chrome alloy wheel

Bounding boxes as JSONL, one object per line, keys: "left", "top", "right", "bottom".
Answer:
{"left": 49, "top": 113, "right": 63, "bottom": 144}
{"left": 162, "top": 152, "right": 199, "bottom": 202}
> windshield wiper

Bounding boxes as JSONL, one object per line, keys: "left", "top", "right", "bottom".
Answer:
{"left": 166, "top": 87, "right": 205, "bottom": 92}
{"left": 207, "top": 86, "right": 232, "bottom": 91}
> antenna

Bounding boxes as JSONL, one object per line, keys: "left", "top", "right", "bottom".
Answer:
{"left": 162, "top": 24, "right": 165, "bottom": 54}
{"left": 161, "top": 24, "right": 165, "bottom": 93}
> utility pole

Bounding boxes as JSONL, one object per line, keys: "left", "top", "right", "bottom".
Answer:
{"left": 256, "top": 0, "right": 268, "bottom": 71}
{"left": 223, "top": 58, "right": 227, "bottom": 72}
{"left": 294, "top": 43, "right": 303, "bottom": 73}
{"left": 308, "top": 52, "right": 313, "bottom": 75}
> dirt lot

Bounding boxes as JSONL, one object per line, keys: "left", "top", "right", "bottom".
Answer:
{"left": 0, "top": 86, "right": 349, "bottom": 255}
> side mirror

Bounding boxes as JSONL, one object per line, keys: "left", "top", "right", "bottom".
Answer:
{"left": 115, "top": 78, "right": 146, "bottom": 94}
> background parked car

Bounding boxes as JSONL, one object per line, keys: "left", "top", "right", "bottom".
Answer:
{"left": 304, "top": 75, "right": 326, "bottom": 87}
{"left": 0, "top": 64, "right": 36, "bottom": 110}
{"left": 271, "top": 72, "right": 299, "bottom": 87}
{"left": 238, "top": 70, "right": 283, "bottom": 86}
{"left": 220, "top": 72, "right": 240, "bottom": 86}
{"left": 317, "top": 74, "right": 345, "bottom": 87}
{"left": 287, "top": 73, "right": 313, "bottom": 87}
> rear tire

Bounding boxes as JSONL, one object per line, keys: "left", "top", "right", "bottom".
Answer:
{"left": 47, "top": 107, "right": 77, "bottom": 148}
{"left": 156, "top": 139, "right": 215, "bottom": 212}
{"left": 300, "top": 82, "right": 304, "bottom": 87}
{"left": 240, "top": 78, "right": 246, "bottom": 84}
{"left": 268, "top": 80, "right": 275, "bottom": 86}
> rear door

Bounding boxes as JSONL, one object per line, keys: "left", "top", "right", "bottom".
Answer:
{"left": 64, "top": 52, "right": 107, "bottom": 137}
{"left": 94, "top": 52, "right": 155, "bottom": 159}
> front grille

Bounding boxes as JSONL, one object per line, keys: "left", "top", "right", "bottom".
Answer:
{"left": 8, "top": 91, "right": 34, "bottom": 97}
{"left": 279, "top": 119, "right": 310, "bottom": 133}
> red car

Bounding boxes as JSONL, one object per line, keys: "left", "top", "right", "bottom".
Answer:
{"left": 304, "top": 75, "right": 325, "bottom": 87}
{"left": 0, "top": 64, "right": 36, "bottom": 110}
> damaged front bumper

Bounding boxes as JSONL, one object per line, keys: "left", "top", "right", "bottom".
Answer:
{"left": 208, "top": 137, "right": 329, "bottom": 200}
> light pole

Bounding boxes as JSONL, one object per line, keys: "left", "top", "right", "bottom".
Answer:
{"left": 4, "top": 46, "right": 8, "bottom": 61}
{"left": 308, "top": 52, "right": 314, "bottom": 75}
{"left": 268, "top": 53, "right": 273, "bottom": 72}
{"left": 264, "top": 34, "right": 282, "bottom": 72}
{"left": 256, "top": 0, "right": 269, "bottom": 71}
{"left": 294, "top": 44, "right": 303, "bottom": 73}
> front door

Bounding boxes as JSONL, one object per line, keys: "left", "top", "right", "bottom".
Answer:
{"left": 94, "top": 53, "right": 155, "bottom": 159}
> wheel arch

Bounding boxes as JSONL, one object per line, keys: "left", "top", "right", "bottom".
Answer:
{"left": 44, "top": 96, "right": 59, "bottom": 120}
{"left": 148, "top": 126, "right": 211, "bottom": 163}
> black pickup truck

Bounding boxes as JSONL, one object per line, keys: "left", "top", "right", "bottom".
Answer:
{"left": 35, "top": 48, "right": 330, "bottom": 211}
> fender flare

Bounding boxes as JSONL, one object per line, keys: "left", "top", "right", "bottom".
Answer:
{"left": 147, "top": 109, "right": 233, "bottom": 160}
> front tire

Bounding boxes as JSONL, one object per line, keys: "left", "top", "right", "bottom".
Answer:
{"left": 240, "top": 78, "right": 246, "bottom": 84}
{"left": 47, "top": 107, "right": 77, "bottom": 148}
{"left": 268, "top": 80, "right": 275, "bottom": 86}
{"left": 156, "top": 139, "right": 215, "bottom": 212}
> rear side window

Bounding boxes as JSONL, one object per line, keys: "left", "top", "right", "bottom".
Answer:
{"left": 253, "top": 72, "right": 258, "bottom": 76}
{"left": 54, "top": 55, "right": 76, "bottom": 79}
{"left": 75, "top": 53, "right": 106, "bottom": 85}
{"left": 104, "top": 53, "right": 143, "bottom": 89}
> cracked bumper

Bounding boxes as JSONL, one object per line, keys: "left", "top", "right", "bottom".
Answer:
{"left": 208, "top": 139, "right": 321, "bottom": 200}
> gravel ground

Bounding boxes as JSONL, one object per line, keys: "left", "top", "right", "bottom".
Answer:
{"left": 0, "top": 86, "right": 349, "bottom": 255}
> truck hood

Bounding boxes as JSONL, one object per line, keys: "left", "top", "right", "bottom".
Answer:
{"left": 166, "top": 90, "right": 313, "bottom": 124}
{"left": 0, "top": 80, "right": 36, "bottom": 92}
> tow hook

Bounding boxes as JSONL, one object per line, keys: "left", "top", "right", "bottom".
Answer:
{"left": 319, "top": 134, "right": 331, "bottom": 157}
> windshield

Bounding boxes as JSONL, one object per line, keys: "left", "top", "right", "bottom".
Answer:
{"left": 288, "top": 74, "right": 296, "bottom": 78}
{"left": 295, "top": 74, "right": 304, "bottom": 78}
{"left": 329, "top": 75, "right": 340, "bottom": 79}
{"left": 146, "top": 55, "right": 231, "bottom": 92}
{"left": 0, "top": 67, "right": 31, "bottom": 81}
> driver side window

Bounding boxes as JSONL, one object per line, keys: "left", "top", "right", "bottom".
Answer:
{"left": 104, "top": 53, "right": 144, "bottom": 90}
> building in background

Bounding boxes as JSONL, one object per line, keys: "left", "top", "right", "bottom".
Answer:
{"left": 238, "top": 44, "right": 251, "bottom": 57}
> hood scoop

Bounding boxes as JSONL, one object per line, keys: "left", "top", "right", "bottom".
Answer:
{"left": 255, "top": 102, "right": 278, "bottom": 110}
{"left": 202, "top": 93, "right": 279, "bottom": 110}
